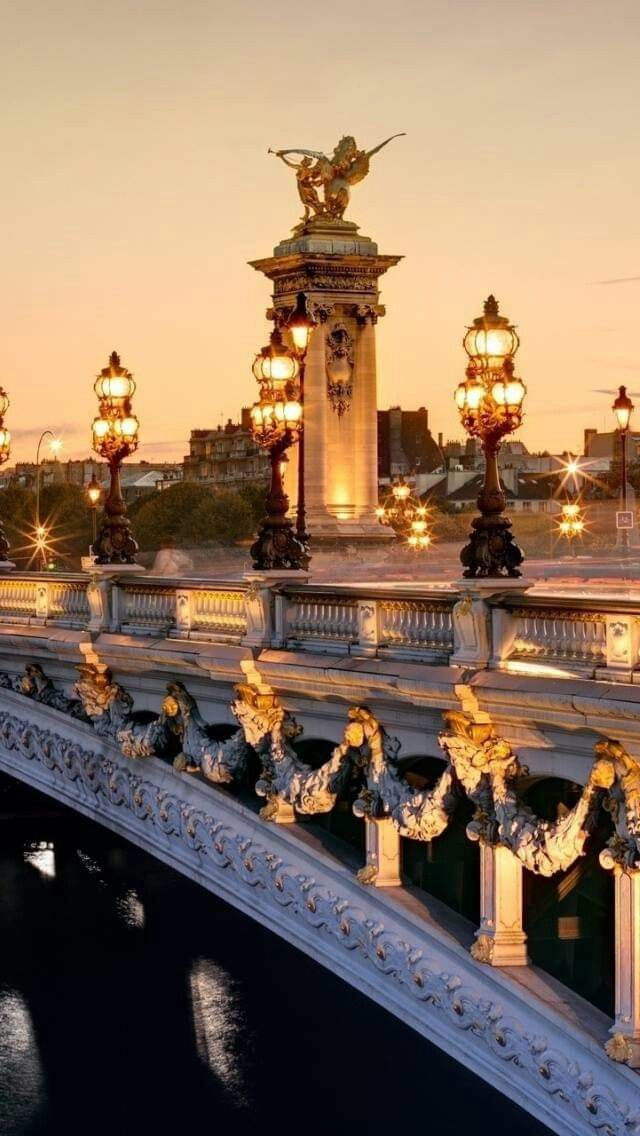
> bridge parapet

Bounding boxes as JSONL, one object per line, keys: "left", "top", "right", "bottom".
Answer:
{"left": 0, "top": 574, "right": 639, "bottom": 680}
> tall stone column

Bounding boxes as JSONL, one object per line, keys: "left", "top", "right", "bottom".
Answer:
{"left": 471, "top": 842, "right": 528, "bottom": 967}
{"left": 301, "top": 318, "right": 330, "bottom": 527}
{"left": 250, "top": 221, "right": 400, "bottom": 545}
{"left": 353, "top": 309, "right": 382, "bottom": 524}
{"left": 604, "top": 866, "right": 640, "bottom": 1067}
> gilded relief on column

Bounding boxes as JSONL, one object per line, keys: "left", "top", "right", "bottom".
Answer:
{"left": 325, "top": 322, "right": 354, "bottom": 417}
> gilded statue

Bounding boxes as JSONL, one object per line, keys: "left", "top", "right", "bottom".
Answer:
{"left": 269, "top": 133, "right": 405, "bottom": 225}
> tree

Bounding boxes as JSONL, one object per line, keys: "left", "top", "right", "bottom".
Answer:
{"left": 132, "top": 483, "right": 254, "bottom": 552}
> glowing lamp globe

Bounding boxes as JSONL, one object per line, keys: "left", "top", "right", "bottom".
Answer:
{"left": 286, "top": 292, "right": 317, "bottom": 355}
{"left": 463, "top": 296, "right": 519, "bottom": 370}
{"left": 92, "top": 416, "right": 111, "bottom": 440}
{"left": 613, "top": 385, "right": 634, "bottom": 432}
{"left": 252, "top": 327, "right": 299, "bottom": 384}
{"left": 94, "top": 351, "right": 136, "bottom": 401}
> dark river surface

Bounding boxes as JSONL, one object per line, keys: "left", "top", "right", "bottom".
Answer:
{"left": 0, "top": 776, "right": 549, "bottom": 1136}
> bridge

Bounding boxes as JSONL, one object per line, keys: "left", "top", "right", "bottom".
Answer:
{"left": 1, "top": 569, "right": 639, "bottom": 1136}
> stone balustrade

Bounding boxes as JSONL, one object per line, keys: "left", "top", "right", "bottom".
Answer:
{"left": 0, "top": 572, "right": 637, "bottom": 678}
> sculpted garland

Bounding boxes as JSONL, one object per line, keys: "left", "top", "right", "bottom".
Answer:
{"left": 2, "top": 661, "right": 639, "bottom": 879}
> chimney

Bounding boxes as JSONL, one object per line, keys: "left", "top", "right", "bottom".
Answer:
{"left": 437, "top": 431, "right": 443, "bottom": 450}
{"left": 583, "top": 428, "right": 596, "bottom": 457}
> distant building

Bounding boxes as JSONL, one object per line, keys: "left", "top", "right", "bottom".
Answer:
{"left": 184, "top": 414, "right": 269, "bottom": 488}
{"left": 9, "top": 458, "right": 182, "bottom": 500}
{"left": 377, "top": 406, "right": 442, "bottom": 480}
{"left": 584, "top": 428, "right": 640, "bottom": 462}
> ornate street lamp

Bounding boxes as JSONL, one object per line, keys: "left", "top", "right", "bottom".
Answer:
{"left": 249, "top": 329, "right": 306, "bottom": 571}
{"left": 612, "top": 385, "right": 634, "bottom": 556}
{"left": 0, "top": 387, "right": 12, "bottom": 564}
{"left": 285, "top": 292, "right": 317, "bottom": 558}
{"left": 91, "top": 350, "right": 139, "bottom": 564}
{"left": 455, "top": 295, "right": 526, "bottom": 577}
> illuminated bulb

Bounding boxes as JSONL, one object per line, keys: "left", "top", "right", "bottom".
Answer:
{"left": 92, "top": 417, "right": 111, "bottom": 439}
{"left": 49, "top": 437, "right": 63, "bottom": 455}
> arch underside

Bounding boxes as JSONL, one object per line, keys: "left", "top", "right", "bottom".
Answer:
{"left": 0, "top": 688, "right": 637, "bottom": 1136}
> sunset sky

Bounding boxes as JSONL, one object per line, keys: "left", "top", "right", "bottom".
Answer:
{"left": 1, "top": 0, "right": 639, "bottom": 465}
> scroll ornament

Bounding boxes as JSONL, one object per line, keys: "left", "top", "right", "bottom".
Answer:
{"left": 161, "top": 680, "right": 250, "bottom": 785}
{"left": 74, "top": 664, "right": 169, "bottom": 758}
{"left": 231, "top": 683, "right": 362, "bottom": 818}
{"left": 352, "top": 708, "right": 456, "bottom": 841}
{"left": 440, "top": 712, "right": 615, "bottom": 877}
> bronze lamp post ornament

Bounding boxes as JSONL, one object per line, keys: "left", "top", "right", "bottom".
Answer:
{"left": 249, "top": 328, "right": 307, "bottom": 571}
{"left": 455, "top": 296, "right": 526, "bottom": 577}
{"left": 91, "top": 351, "right": 140, "bottom": 564}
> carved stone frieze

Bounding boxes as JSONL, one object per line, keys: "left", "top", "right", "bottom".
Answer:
{"left": 272, "top": 272, "right": 378, "bottom": 297}
{"left": 325, "top": 322, "right": 354, "bottom": 417}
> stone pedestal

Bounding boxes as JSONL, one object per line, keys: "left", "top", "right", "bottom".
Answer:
{"left": 357, "top": 816, "right": 402, "bottom": 887}
{"left": 471, "top": 843, "right": 528, "bottom": 967}
{"left": 250, "top": 220, "right": 401, "bottom": 545}
{"left": 451, "top": 578, "right": 533, "bottom": 667}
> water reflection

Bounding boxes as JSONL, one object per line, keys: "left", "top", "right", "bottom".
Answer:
{"left": 189, "top": 957, "right": 247, "bottom": 1105}
{"left": 0, "top": 777, "right": 549, "bottom": 1136}
{"left": 0, "top": 987, "right": 45, "bottom": 1133}
{"left": 23, "top": 841, "right": 55, "bottom": 879}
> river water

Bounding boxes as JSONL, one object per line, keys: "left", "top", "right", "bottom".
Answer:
{"left": 0, "top": 776, "right": 548, "bottom": 1135}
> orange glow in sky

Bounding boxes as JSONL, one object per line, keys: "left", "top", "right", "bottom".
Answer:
{"left": 1, "top": 0, "right": 639, "bottom": 464}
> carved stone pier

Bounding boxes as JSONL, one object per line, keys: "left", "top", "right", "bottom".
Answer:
{"left": 251, "top": 221, "right": 400, "bottom": 544}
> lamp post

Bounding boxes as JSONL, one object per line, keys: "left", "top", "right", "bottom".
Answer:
{"left": 91, "top": 350, "right": 140, "bottom": 565}
{"left": 0, "top": 388, "right": 12, "bottom": 565}
{"left": 249, "top": 328, "right": 306, "bottom": 570}
{"left": 613, "top": 385, "right": 634, "bottom": 556}
{"left": 285, "top": 292, "right": 317, "bottom": 558}
{"left": 455, "top": 295, "right": 526, "bottom": 578}
{"left": 34, "top": 431, "right": 62, "bottom": 570}
{"left": 85, "top": 473, "right": 102, "bottom": 549}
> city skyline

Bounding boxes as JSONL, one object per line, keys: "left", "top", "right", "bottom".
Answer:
{"left": 1, "top": 0, "right": 640, "bottom": 464}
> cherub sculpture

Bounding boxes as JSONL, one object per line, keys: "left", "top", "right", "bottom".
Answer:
{"left": 270, "top": 133, "right": 405, "bottom": 225}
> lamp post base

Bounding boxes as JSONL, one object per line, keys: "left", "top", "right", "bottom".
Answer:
{"left": 460, "top": 514, "right": 524, "bottom": 579}
{"left": 250, "top": 520, "right": 309, "bottom": 573}
{"left": 92, "top": 517, "right": 139, "bottom": 566}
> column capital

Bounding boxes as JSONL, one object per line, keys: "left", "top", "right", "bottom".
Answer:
{"left": 352, "top": 303, "right": 386, "bottom": 325}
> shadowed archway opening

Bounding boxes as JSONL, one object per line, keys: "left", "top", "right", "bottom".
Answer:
{"left": 523, "top": 777, "right": 614, "bottom": 1016}
{"left": 399, "top": 755, "right": 479, "bottom": 924}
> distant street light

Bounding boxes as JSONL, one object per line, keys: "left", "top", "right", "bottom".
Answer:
{"left": 612, "top": 385, "right": 634, "bottom": 557}
{"left": 286, "top": 292, "right": 317, "bottom": 561}
{"left": 249, "top": 329, "right": 306, "bottom": 571}
{"left": 375, "top": 476, "right": 432, "bottom": 550}
{"left": 91, "top": 351, "right": 139, "bottom": 564}
{"left": 455, "top": 295, "right": 526, "bottom": 577}
{"left": 0, "top": 387, "right": 12, "bottom": 566}
{"left": 35, "top": 430, "right": 63, "bottom": 570}
{"left": 85, "top": 473, "right": 103, "bottom": 549}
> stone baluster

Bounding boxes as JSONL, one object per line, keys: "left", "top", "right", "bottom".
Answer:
{"left": 471, "top": 842, "right": 528, "bottom": 967}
